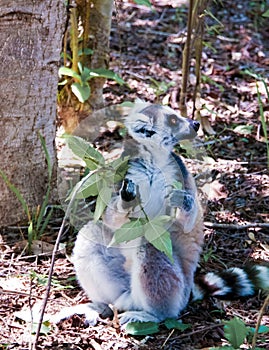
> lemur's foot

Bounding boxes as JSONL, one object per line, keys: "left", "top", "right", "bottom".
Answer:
{"left": 119, "top": 310, "right": 160, "bottom": 327}
{"left": 51, "top": 302, "right": 113, "bottom": 327}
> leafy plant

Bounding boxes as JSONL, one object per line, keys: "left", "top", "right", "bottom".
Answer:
{"left": 202, "top": 75, "right": 225, "bottom": 92}
{"left": 30, "top": 271, "right": 74, "bottom": 291}
{"left": 210, "top": 317, "right": 269, "bottom": 349}
{"left": 110, "top": 215, "right": 173, "bottom": 262}
{"left": 0, "top": 133, "right": 53, "bottom": 251}
{"left": 149, "top": 77, "right": 176, "bottom": 100}
{"left": 59, "top": 62, "right": 125, "bottom": 103}
{"left": 133, "top": 0, "right": 152, "bottom": 7}
{"left": 64, "top": 134, "right": 129, "bottom": 222}
{"left": 203, "top": 246, "right": 216, "bottom": 263}
{"left": 125, "top": 318, "right": 191, "bottom": 336}
{"left": 240, "top": 69, "right": 269, "bottom": 168}
{"left": 59, "top": 3, "right": 125, "bottom": 107}
{"left": 64, "top": 134, "right": 177, "bottom": 261}
{"left": 256, "top": 82, "right": 269, "bottom": 168}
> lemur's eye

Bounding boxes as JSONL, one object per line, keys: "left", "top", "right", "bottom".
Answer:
{"left": 167, "top": 114, "right": 179, "bottom": 126}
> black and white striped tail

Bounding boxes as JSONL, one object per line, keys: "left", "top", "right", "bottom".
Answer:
{"left": 192, "top": 265, "right": 269, "bottom": 301}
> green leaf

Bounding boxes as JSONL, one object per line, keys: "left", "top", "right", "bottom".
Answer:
{"left": 173, "top": 180, "right": 183, "bottom": 190}
{"left": 248, "top": 325, "right": 269, "bottom": 335}
{"left": 38, "top": 132, "right": 52, "bottom": 180}
{"left": 58, "top": 79, "right": 68, "bottom": 86}
{"left": 110, "top": 219, "right": 145, "bottom": 246}
{"left": 119, "top": 101, "right": 135, "bottom": 108}
{"left": 78, "top": 48, "right": 94, "bottom": 56}
{"left": 94, "top": 185, "right": 112, "bottom": 222}
{"left": 58, "top": 66, "right": 82, "bottom": 82}
{"left": 224, "top": 317, "right": 249, "bottom": 349}
{"left": 71, "top": 82, "right": 91, "bottom": 103}
{"left": 133, "top": 0, "right": 152, "bottom": 8}
{"left": 0, "top": 169, "right": 30, "bottom": 219}
{"left": 164, "top": 318, "right": 191, "bottom": 331}
{"left": 31, "top": 321, "right": 51, "bottom": 335}
{"left": 63, "top": 135, "right": 105, "bottom": 169}
{"left": 38, "top": 207, "right": 53, "bottom": 238}
{"left": 208, "top": 347, "right": 235, "bottom": 350}
{"left": 73, "top": 172, "right": 101, "bottom": 199}
{"left": 146, "top": 229, "right": 173, "bottom": 262}
{"left": 28, "top": 221, "right": 33, "bottom": 246}
{"left": 86, "top": 68, "right": 125, "bottom": 85}
{"left": 36, "top": 133, "right": 52, "bottom": 235}
{"left": 233, "top": 125, "right": 253, "bottom": 135}
{"left": 110, "top": 156, "right": 130, "bottom": 182}
{"left": 262, "top": 9, "right": 269, "bottom": 17}
{"left": 125, "top": 321, "right": 159, "bottom": 335}
{"left": 144, "top": 216, "right": 173, "bottom": 262}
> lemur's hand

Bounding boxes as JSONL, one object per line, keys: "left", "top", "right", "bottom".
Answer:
{"left": 169, "top": 189, "right": 194, "bottom": 212}
{"left": 120, "top": 179, "right": 137, "bottom": 202}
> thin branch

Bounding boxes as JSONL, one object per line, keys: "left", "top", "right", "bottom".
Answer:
{"left": 33, "top": 174, "right": 89, "bottom": 347}
{"left": 172, "top": 323, "right": 222, "bottom": 340}
{"left": 70, "top": 6, "right": 79, "bottom": 74}
{"left": 179, "top": 0, "right": 194, "bottom": 116}
{"left": 204, "top": 222, "right": 269, "bottom": 230}
{"left": 33, "top": 215, "right": 69, "bottom": 348}
{"left": 251, "top": 294, "right": 269, "bottom": 349}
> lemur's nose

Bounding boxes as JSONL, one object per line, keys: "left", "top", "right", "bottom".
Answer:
{"left": 189, "top": 120, "right": 200, "bottom": 132}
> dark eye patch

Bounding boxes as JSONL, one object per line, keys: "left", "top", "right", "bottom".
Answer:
{"left": 136, "top": 126, "right": 156, "bottom": 137}
{"left": 167, "top": 114, "right": 179, "bottom": 126}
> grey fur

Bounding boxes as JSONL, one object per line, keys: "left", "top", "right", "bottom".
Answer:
{"left": 68, "top": 102, "right": 203, "bottom": 326}
{"left": 56, "top": 102, "right": 203, "bottom": 325}
{"left": 54, "top": 103, "right": 269, "bottom": 327}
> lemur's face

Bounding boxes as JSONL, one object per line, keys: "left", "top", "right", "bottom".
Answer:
{"left": 125, "top": 102, "right": 199, "bottom": 149}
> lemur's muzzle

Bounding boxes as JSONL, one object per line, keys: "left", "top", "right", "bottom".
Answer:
{"left": 189, "top": 120, "right": 200, "bottom": 132}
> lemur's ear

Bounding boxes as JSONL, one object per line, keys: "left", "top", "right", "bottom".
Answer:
{"left": 134, "top": 98, "right": 145, "bottom": 104}
{"left": 125, "top": 100, "right": 152, "bottom": 127}
{"left": 132, "top": 99, "right": 151, "bottom": 113}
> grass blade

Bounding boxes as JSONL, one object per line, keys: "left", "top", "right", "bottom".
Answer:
{"left": 0, "top": 169, "right": 30, "bottom": 221}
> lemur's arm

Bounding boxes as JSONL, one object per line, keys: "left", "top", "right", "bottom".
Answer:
{"left": 169, "top": 152, "right": 200, "bottom": 233}
{"left": 102, "top": 167, "right": 142, "bottom": 230}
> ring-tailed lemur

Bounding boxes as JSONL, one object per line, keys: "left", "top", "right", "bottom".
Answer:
{"left": 56, "top": 102, "right": 269, "bottom": 327}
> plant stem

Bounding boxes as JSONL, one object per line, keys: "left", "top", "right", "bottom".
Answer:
{"left": 33, "top": 173, "right": 91, "bottom": 347}
{"left": 179, "top": 0, "right": 194, "bottom": 117}
{"left": 70, "top": 6, "right": 79, "bottom": 74}
{"left": 251, "top": 294, "right": 269, "bottom": 349}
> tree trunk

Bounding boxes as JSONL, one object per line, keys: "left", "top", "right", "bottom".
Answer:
{"left": 0, "top": 1, "right": 66, "bottom": 226}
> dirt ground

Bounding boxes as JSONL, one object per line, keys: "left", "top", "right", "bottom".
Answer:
{"left": 1, "top": 0, "right": 269, "bottom": 349}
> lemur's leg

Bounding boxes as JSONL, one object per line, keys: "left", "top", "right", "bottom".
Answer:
{"left": 118, "top": 242, "right": 191, "bottom": 325}
{"left": 66, "top": 222, "right": 134, "bottom": 324}
{"left": 52, "top": 301, "right": 113, "bottom": 326}
{"left": 73, "top": 222, "right": 132, "bottom": 303}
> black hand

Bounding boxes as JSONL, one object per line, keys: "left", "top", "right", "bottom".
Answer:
{"left": 169, "top": 190, "right": 194, "bottom": 212}
{"left": 120, "top": 179, "right": 137, "bottom": 202}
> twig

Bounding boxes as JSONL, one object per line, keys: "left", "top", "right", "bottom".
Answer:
{"left": 161, "top": 329, "right": 175, "bottom": 348}
{"left": 204, "top": 222, "right": 269, "bottom": 230}
{"left": 179, "top": 0, "right": 194, "bottom": 116}
{"left": 33, "top": 174, "right": 91, "bottom": 347}
{"left": 251, "top": 294, "right": 269, "bottom": 349}
{"left": 33, "top": 214, "right": 69, "bottom": 348}
{"left": 0, "top": 289, "right": 42, "bottom": 298}
{"left": 90, "top": 339, "right": 103, "bottom": 350}
{"left": 172, "top": 323, "right": 221, "bottom": 340}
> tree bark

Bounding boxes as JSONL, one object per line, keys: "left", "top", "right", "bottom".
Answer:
{"left": 0, "top": 0, "right": 66, "bottom": 226}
